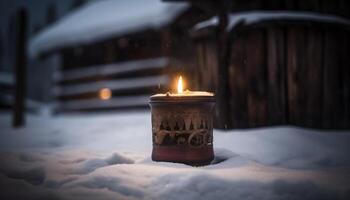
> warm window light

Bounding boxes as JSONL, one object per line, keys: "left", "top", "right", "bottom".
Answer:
{"left": 177, "top": 76, "right": 183, "bottom": 93}
{"left": 99, "top": 88, "right": 112, "bottom": 100}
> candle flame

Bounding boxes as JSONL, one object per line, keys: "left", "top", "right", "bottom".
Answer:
{"left": 177, "top": 76, "right": 183, "bottom": 93}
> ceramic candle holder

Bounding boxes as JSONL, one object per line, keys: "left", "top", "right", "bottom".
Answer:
{"left": 149, "top": 93, "right": 215, "bottom": 166}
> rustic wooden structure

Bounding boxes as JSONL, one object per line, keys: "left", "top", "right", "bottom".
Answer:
{"left": 30, "top": 1, "right": 209, "bottom": 112}
{"left": 170, "top": 0, "right": 350, "bottom": 129}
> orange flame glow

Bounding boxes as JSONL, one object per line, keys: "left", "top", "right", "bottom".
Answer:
{"left": 99, "top": 88, "right": 112, "bottom": 100}
{"left": 177, "top": 76, "right": 183, "bottom": 94}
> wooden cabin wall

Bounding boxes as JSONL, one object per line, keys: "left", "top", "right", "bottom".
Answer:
{"left": 53, "top": 31, "right": 167, "bottom": 111}
{"left": 194, "top": 0, "right": 350, "bottom": 129}
{"left": 228, "top": 0, "right": 350, "bottom": 18}
{"left": 162, "top": 7, "right": 212, "bottom": 93}
{"left": 61, "top": 31, "right": 163, "bottom": 70}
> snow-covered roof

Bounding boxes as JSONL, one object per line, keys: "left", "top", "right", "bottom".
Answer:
{"left": 29, "top": 0, "right": 189, "bottom": 57}
{"left": 194, "top": 11, "right": 350, "bottom": 32}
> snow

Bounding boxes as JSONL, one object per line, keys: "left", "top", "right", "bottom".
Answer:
{"left": 194, "top": 11, "right": 350, "bottom": 32}
{"left": 0, "top": 111, "right": 350, "bottom": 200}
{"left": 29, "top": 0, "right": 189, "bottom": 57}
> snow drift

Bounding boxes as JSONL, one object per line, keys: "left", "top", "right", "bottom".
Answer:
{"left": 0, "top": 111, "right": 349, "bottom": 200}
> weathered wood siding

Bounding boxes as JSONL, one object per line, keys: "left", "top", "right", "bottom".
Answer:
{"left": 194, "top": 0, "right": 350, "bottom": 129}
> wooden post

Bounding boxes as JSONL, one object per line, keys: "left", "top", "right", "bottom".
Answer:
{"left": 13, "top": 9, "right": 27, "bottom": 127}
{"left": 215, "top": 0, "right": 231, "bottom": 129}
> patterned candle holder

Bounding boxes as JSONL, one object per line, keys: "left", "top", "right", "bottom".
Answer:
{"left": 149, "top": 94, "right": 215, "bottom": 166}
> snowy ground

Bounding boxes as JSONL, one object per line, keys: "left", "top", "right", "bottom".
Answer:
{"left": 0, "top": 111, "right": 350, "bottom": 200}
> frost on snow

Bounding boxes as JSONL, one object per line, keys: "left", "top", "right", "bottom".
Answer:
{"left": 0, "top": 111, "right": 350, "bottom": 200}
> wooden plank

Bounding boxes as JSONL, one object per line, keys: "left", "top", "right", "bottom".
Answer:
{"left": 339, "top": 0, "right": 350, "bottom": 18}
{"left": 215, "top": 5, "right": 231, "bottom": 129}
{"left": 297, "top": 0, "right": 322, "bottom": 12}
{"left": 161, "top": 29, "right": 172, "bottom": 57}
{"left": 323, "top": 29, "right": 343, "bottom": 128}
{"left": 194, "top": 41, "right": 205, "bottom": 90}
{"left": 286, "top": 28, "right": 297, "bottom": 126}
{"left": 195, "top": 41, "right": 206, "bottom": 90}
{"left": 321, "top": 0, "right": 347, "bottom": 129}
{"left": 55, "top": 75, "right": 168, "bottom": 97}
{"left": 263, "top": 0, "right": 284, "bottom": 10}
{"left": 266, "top": 27, "right": 286, "bottom": 125}
{"left": 321, "top": 0, "right": 339, "bottom": 15}
{"left": 284, "top": 0, "right": 297, "bottom": 10}
{"left": 286, "top": 27, "right": 308, "bottom": 126}
{"left": 58, "top": 86, "right": 158, "bottom": 101}
{"left": 58, "top": 95, "right": 150, "bottom": 111}
{"left": 245, "top": 29, "right": 268, "bottom": 127}
{"left": 195, "top": 39, "right": 220, "bottom": 127}
{"left": 341, "top": 30, "right": 350, "bottom": 128}
{"left": 105, "top": 42, "right": 115, "bottom": 63}
{"left": 202, "top": 40, "right": 218, "bottom": 92}
{"left": 228, "top": 33, "right": 248, "bottom": 128}
{"left": 305, "top": 28, "right": 323, "bottom": 128}
{"left": 298, "top": 0, "right": 323, "bottom": 128}
{"left": 56, "top": 57, "right": 169, "bottom": 82}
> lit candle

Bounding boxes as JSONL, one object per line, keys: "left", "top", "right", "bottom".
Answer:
{"left": 149, "top": 75, "right": 215, "bottom": 166}
{"left": 152, "top": 76, "right": 214, "bottom": 97}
